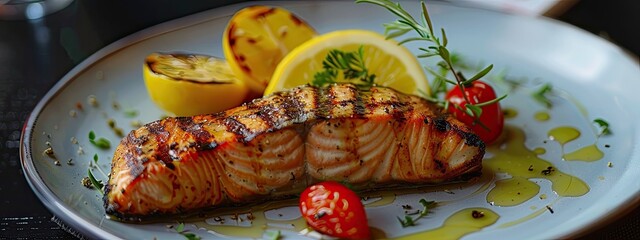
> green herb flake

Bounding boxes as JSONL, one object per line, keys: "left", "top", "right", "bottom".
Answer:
{"left": 174, "top": 223, "right": 201, "bottom": 240}
{"left": 181, "top": 233, "right": 201, "bottom": 240}
{"left": 532, "top": 83, "right": 553, "bottom": 108}
{"left": 397, "top": 215, "right": 415, "bottom": 227}
{"left": 124, "top": 109, "right": 139, "bottom": 118}
{"left": 593, "top": 118, "right": 612, "bottom": 136}
{"left": 176, "top": 223, "right": 185, "bottom": 233}
{"left": 88, "top": 131, "right": 111, "bottom": 149}
{"left": 396, "top": 198, "right": 437, "bottom": 228}
{"left": 264, "top": 229, "right": 281, "bottom": 240}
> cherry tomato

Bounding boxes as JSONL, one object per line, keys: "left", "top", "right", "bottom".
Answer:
{"left": 445, "top": 80, "right": 504, "bottom": 144}
{"left": 299, "top": 181, "right": 370, "bottom": 239}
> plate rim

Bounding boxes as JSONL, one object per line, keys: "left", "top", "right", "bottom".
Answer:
{"left": 19, "top": 1, "right": 640, "bottom": 239}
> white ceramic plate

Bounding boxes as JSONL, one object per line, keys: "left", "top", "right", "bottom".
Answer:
{"left": 20, "top": 1, "right": 640, "bottom": 239}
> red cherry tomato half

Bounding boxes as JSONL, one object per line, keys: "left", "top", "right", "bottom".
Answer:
{"left": 299, "top": 181, "right": 370, "bottom": 239}
{"left": 445, "top": 81, "right": 504, "bottom": 144}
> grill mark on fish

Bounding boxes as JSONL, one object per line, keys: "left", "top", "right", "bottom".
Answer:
{"left": 144, "top": 121, "right": 174, "bottom": 168}
{"left": 327, "top": 85, "right": 338, "bottom": 116}
{"left": 176, "top": 117, "right": 212, "bottom": 148}
{"left": 461, "top": 130, "right": 484, "bottom": 147}
{"left": 255, "top": 104, "right": 279, "bottom": 130}
{"left": 224, "top": 117, "right": 251, "bottom": 143}
{"left": 392, "top": 100, "right": 411, "bottom": 122}
{"left": 174, "top": 117, "right": 194, "bottom": 130}
{"left": 145, "top": 120, "right": 165, "bottom": 136}
{"left": 354, "top": 88, "right": 366, "bottom": 117}
{"left": 315, "top": 86, "right": 331, "bottom": 119}
{"left": 434, "top": 116, "right": 450, "bottom": 132}
{"left": 125, "top": 152, "right": 145, "bottom": 178}
{"left": 281, "top": 90, "right": 306, "bottom": 124}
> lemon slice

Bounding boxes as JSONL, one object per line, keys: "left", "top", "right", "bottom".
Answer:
{"left": 265, "top": 30, "right": 430, "bottom": 96}
{"left": 223, "top": 6, "right": 317, "bottom": 96}
{"left": 143, "top": 52, "right": 248, "bottom": 116}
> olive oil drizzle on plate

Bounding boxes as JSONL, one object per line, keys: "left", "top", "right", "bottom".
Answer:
{"left": 397, "top": 208, "right": 499, "bottom": 240}
{"left": 486, "top": 126, "right": 589, "bottom": 199}
{"left": 548, "top": 126, "right": 604, "bottom": 162}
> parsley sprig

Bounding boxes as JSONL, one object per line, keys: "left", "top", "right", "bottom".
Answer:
{"left": 312, "top": 46, "right": 376, "bottom": 88}
{"left": 356, "top": 0, "right": 505, "bottom": 120}
{"left": 397, "top": 199, "right": 437, "bottom": 227}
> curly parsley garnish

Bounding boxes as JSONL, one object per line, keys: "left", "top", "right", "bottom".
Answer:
{"left": 312, "top": 45, "right": 376, "bottom": 88}
{"left": 397, "top": 199, "right": 437, "bottom": 227}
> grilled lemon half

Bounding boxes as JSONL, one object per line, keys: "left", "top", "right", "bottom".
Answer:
{"left": 143, "top": 52, "right": 249, "bottom": 116}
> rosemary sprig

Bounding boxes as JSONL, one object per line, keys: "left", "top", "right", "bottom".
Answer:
{"left": 356, "top": 0, "right": 504, "bottom": 119}
{"left": 87, "top": 168, "right": 104, "bottom": 194}
{"left": 312, "top": 45, "right": 376, "bottom": 88}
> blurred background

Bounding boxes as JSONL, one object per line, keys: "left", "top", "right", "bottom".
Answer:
{"left": 0, "top": 0, "right": 638, "bottom": 239}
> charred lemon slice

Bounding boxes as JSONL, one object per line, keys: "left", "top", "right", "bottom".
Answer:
{"left": 223, "top": 6, "right": 317, "bottom": 96}
{"left": 143, "top": 52, "right": 248, "bottom": 116}
{"left": 265, "top": 30, "right": 430, "bottom": 96}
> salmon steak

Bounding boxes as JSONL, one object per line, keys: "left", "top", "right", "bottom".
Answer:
{"left": 104, "top": 83, "right": 485, "bottom": 222}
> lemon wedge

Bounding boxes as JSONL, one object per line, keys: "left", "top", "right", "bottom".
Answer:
{"left": 143, "top": 52, "right": 248, "bottom": 116}
{"left": 223, "top": 6, "right": 317, "bottom": 96}
{"left": 265, "top": 29, "right": 430, "bottom": 96}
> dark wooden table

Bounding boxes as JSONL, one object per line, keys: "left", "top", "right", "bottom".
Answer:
{"left": 1, "top": 0, "right": 638, "bottom": 239}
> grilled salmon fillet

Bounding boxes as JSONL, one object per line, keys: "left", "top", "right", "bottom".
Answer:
{"left": 104, "top": 83, "right": 484, "bottom": 222}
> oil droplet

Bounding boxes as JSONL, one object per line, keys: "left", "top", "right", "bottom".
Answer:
{"left": 564, "top": 145, "right": 603, "bottom": 162}
{"left": 533, "top": 147, "right": 546, "bottom": 155}
{"left": 534, "top": 111, "right": 550, "bottom": 121}
{"left": 548, "top": 126, "right": 580, "bottom": 144}
{"left": 487, "top": 177, "right": 540, "bottom": 207}
{"left": 397, "top": 208, "right": 498, "bottom": 240}
{"left": 503, "top": 108, "right": 518, "bottom": 119}
{"left": 486, "top": 126, "right": 589, "bottom": 198}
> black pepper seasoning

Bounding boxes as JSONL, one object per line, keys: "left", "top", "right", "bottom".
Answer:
{"left": 471, "top": 210, "right": 485, "bottom": 218}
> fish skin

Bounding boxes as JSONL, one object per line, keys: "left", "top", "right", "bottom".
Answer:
{"left": 104, "top": 83, "right": 484, "bottom": 222}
